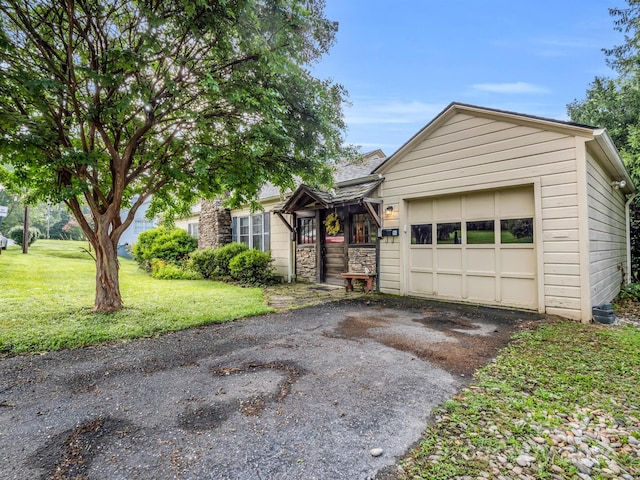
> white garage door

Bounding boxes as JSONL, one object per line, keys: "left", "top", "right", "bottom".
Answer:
{"left": 407, "top": 187, "right": 537, "bottom": 309}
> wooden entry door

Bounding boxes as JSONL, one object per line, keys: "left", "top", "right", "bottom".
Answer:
{"left": 322, "top": 211, "right": 347, "bottom": 285}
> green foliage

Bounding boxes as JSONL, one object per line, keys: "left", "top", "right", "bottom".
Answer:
{"left": 148, "top": 228, "right": 198, "bottom": 264}
{"left": 7, "top": 225, "right": 40, "bottom": 246}
{"left": 187, "top": 248, "right": 218, "bottom": 279}
{"left": 131, "top": 227, "right": 164, "bottom": 267}
{"left": 214, "top": 242, "right": 249, "bottom": 277}
{"left": 229, "top": 249, "right": 276, "bottom": 285}
{"left": 0, "top": 0, "right": 352, "bottom": 312}
{"left": 151, "top": 260, "right": 202, "bottom": 280}
{"left": 617, "top": 282, "right": 640, "bottom": 302}
{"left": 567, "top": 5, "right": 640, "bottom": 281}
{"left": 131, "top": 227, "right": 197, "bottom": 270}
{"left": 405, "top": 321, "right": 640, "bottom": 479}
{"left": 0, "top": 240, "right": 271, "bottom": 355}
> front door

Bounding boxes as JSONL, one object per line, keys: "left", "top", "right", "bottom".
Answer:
{"left": 322, "top": 210, "right": 347, "bottom": 285}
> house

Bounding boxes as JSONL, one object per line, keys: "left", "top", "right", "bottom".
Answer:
{"left": 273, "top": 149, "right": 387, "bottom": 285}
{"left": 117, "top": 195, "right": 159, "bottom": 257}
{"left": 176, "top": 149, "right": 387, "bottom": 282}
{"left": 192, "top": 103, "right": 636, "bottom": 323}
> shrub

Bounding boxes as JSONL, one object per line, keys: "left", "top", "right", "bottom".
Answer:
{"left": 151, "top": 260, "right": 202, "bottom": 280}
{"left": 229, "top": 249, "right": 276, "bottom": 285}
{"left": 132, "top": 227, "right": 197, "bottom": 271}
{"left": 188, "top": 248, "right": 218, "bottom": 279}
{"left": 8, "top": 225, "right": 40, "bottom": 246}
{"left": 214, "top": 242, "right": 249, "bottom": 277}
{"left": 131, "top": 227, "right": 164, "bottom": 266}
{"left": 617, "top": 283, "right": 640, "bottom": 303}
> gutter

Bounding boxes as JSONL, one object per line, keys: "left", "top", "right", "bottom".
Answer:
{"left": 592, "top": 129, "right": 636, "bottom": 192}
{"left": 626, "top": 193, "right": 638, "bottom": 284}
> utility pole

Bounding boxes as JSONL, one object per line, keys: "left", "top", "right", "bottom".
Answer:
{"left": 22, "top": 203, "right": 29, "bottom": 254}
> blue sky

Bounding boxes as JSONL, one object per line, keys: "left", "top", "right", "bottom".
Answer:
{"left": 312, "top": 0, "right": 628, "bottom": 155}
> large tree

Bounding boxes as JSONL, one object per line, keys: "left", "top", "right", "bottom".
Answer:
{"left": 0, "top": 0, "right": 349, "bottom": 312}
{"left": 568, "top": 1, "right": 640, "bottom": 281}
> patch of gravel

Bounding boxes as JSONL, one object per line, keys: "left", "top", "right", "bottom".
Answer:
{"left": 404, "top": 399, "right": 639, "bottom": 480}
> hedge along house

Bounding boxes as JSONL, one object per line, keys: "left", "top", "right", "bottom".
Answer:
{"left": 374, "top": 103, "right": 635, "bottom": 322}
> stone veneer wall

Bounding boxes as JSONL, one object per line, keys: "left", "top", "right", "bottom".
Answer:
{"left": 296, "top": 245, "right": 317, "bottom": 282}
{"left": 348, "top": 246, "right": 377, "bottom": 289}
{"left": 198, "top": 200, "right": 232, "bottom": 249}
{"left": 348, "top": 246, "right": 377, "bottom": 272}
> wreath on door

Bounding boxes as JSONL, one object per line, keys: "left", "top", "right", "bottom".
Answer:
{"left": 324, "top": 212, "right": 341, "bottom": 236}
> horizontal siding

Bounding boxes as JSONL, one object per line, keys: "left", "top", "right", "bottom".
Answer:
{"left": 586, "top": 151, "right": 627, "bottom": 307}
{"left": 270, "top": 212, "right": 292, "bottom": 277}
{"left": 384, "top": 148, "right": 576, "bottom": 193}
{"left": 380, "top": 112, "right": 582, "bottom": 317}
{"left": 379, "top": 241, "right": 400, "bottom": 293}
{"left": 174, "top": 215, "right": 198, "bottom": 231}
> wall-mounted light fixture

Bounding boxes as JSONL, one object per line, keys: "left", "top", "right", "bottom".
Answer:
{"left": 385, "top": 205, "right": 394, "bottom": 217}
{"left": 611, "top": 180, "right": 627, "bottom": 190}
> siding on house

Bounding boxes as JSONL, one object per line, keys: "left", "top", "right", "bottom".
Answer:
{"left": 378, "top": 111, "right": 586, "bottom": 319}
{"left": 586, "top": 150, "right": 627, "bottom": 306}
{"left": 174, "top": 215, "right": 199, "bottom": 233}
{"left": 232, "top": 199, "right": 293, "bottom": 279}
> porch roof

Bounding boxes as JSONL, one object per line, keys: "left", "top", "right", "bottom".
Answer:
{"left": 274, "top": 178, "right": 383, "bottom": 214}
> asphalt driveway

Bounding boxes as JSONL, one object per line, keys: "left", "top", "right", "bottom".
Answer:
{"left": 0, "top": 296, "right": 542, "bottom": 480}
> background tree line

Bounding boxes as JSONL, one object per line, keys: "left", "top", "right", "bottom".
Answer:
{"left": 568, "top": 1, "right": 640, "bottom": 281}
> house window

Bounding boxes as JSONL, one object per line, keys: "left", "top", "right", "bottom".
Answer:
{"left": 239, "top": 217, "right": 250, "bottom": 245}
{"left": 466, "top": 220, "right": 494, "bottom": 244}
{"left": 351, "top": 213, "right": 376, "bottom": 244}
{"left": 232, "top": 213, "right": 270, "bottom": 251}
{"left": 133, "top": 219, "right": 155, "bottom": 234}
{"left": 437, "top": 222, "right": 462, "bottom": 244}
{"left": 298, "top": 217, "right": 316, "bottom": 244}
{"left": 500, "top": 218, "right": 533, "bottom": 243}
{"left": 187, "top": 222, "right": 199, "bottom": 238}
{"left": 411, "top": 224, "right": 432, "bottom": 245}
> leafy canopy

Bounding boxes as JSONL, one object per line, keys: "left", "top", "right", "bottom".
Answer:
{"left": 0, "top": 0, "right": 350, "bottom": 239}
{"left": 567, "top": 0, "right": 640, "bottom": 281}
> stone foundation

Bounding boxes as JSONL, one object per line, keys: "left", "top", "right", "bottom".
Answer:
{"left": 348, "top": 246, "right": 377, "bottom": 273}
{"left": 296, "top": 245, "right": 317, "bottom": 282}
{"left": 348, "top": 246, "right": 377, "bottom": 290}
{"left": 198, "top": 200, "right": 232, "bottom": 249}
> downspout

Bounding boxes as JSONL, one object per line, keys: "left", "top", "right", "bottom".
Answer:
{"left": 626, "top": 193, "right": 637, "bottom": 284}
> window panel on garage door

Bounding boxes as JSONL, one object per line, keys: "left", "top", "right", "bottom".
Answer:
{"left": 407, "top": 187, "right": 536, "bottom": 309}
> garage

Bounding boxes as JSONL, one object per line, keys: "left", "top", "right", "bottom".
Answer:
{"left": 374, "top": 103, "right": 635, "bottom": 322}
{"left": 407, "top": 187, "right": 536, "bottom": 309}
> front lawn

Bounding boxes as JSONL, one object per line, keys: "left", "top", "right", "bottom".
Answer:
{"left": 0, "top": 240, "right": 272, "bottom": 355}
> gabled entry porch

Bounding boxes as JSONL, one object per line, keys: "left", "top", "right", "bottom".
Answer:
{"left": 274, "top": 176, "right": 383, "bottom": 288}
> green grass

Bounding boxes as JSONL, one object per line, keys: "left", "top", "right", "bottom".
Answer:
{"left": 403, "top": 320, "right": 640, "bottom": 479}
{"left": 466, "top": 230, "right": 495, "bottom": 244}
{"left": 0, "top": 240, "right": 272, "bottom": 355}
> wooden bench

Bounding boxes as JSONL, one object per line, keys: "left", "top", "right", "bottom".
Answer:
{"left": 341, "top": 273, "right": 377, "bottom": 293}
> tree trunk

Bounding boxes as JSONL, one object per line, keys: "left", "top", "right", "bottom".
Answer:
{"left": 93, "top": 231, "right": 123, "bottom": 313}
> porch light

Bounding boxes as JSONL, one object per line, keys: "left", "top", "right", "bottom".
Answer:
{"left": 611, "top": 180, "right": 627, "bottom": 189}
{"left": 385, "top": 205, "right": 394, "bottom": 216}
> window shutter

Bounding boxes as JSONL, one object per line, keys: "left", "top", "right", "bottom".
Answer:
{"left": 263, "top": 212, "right": 270, "bottom": 251}
{"left": 232, "top": 216, "right": 238, "bottom": 242}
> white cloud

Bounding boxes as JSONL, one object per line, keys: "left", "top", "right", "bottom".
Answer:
{"left": 532, "top": 37, "right": 595, "bottom": 49}
{"left": 472, "top": 82, "right": 549, "bottom": 94}
{"left": 345, "top": 100, "right": 445, "bottom": 125}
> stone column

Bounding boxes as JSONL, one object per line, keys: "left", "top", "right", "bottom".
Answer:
{"left": 296, "top": 245, "right": 317, "bottom": 282}
{"left": 198, "top": 200, "right": 232, "bottom": 249}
